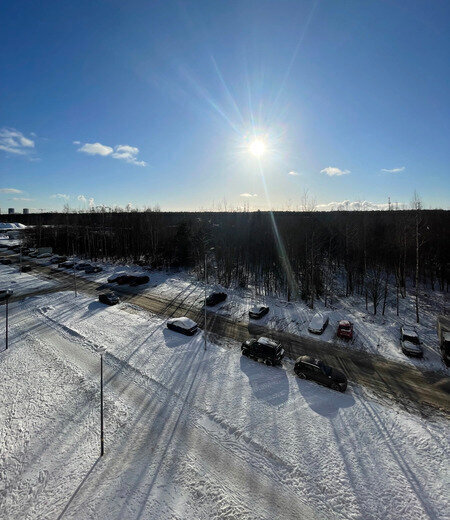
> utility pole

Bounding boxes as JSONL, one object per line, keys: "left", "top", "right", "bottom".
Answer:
{"left": 0, "top": 290, "right": 13, "bottom": 350}
{"left": 96, "top": 346, "right": 107, "bottom": 456}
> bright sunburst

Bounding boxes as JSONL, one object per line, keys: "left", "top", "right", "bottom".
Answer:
{"left": 249, "top": 138, "right": 266, "bottom": 157}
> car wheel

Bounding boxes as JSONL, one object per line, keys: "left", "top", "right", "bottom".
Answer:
{"left": 297, "top": 372, "right": 306, "bottom": 379}
{"left": 265, "top": 359, "right": 272, "bottom": 366}
{"left": 331, "top": 382, "right": 340, "bottom": 392}
{"left": 242, "top": 348, "right": 249, "bottom": 357}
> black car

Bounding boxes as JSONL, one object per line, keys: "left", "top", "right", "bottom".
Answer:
{"left": 129, "top": 275, "right": 149, "bottom": 286}
{"left": 50, "top": 255, "right": 67, "bottom": 264}
{"left": 0, "top": 258, "right": 12, "bottom": 265}
{"left": 59, "top": 261, "right": 75, "bottom": 268}
{"left": 241, "top": 337, "right": 284, "bottom": 366}
{"left": 21, "top": 265, "right": 33, "bottom": 272}
{"left": 294, "top": 356, "right": 347, "bottom": 392}
{"left": 205, "top": 292, "right": 227, "bottom": 306}
{"left": 84, "top": 265, "right": 103, "bottom": 274}
{"left": 107, "top": 272, "right": 132, "bottom": 284}
{"left": 99, "top": 292, "right": 120, "bottom": 305}
{"left": 75, "top": 262, "right": 91, "bottom": 270}
{"left": 166, "top": 317, "right": 198, "bottom": 335}
{"left": 249, "top": 305, "right": 270, "bottom": 320}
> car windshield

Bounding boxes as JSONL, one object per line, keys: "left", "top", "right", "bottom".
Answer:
{"left": 340, "top": 324, "right": 351, "bottom": 330}
{"left": 403, "top": 334, "right": 419, "bottom": 344}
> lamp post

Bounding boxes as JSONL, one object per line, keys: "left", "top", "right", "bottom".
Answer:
{"left": 0, "top": 289, "right": 13, "bottom": 350}
{"left": 95, "top": 346, "right": 107, "bottom": 456}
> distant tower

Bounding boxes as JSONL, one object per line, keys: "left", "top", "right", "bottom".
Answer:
{"left": 23, "top": 208, "right": 29, "bottom": 214}
{"left": 8, "top": 208, "right": 15, "bottom": 214}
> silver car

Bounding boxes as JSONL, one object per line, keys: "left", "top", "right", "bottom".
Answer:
{"left": 400, "top": 326, "right": 423, "bottom": 358}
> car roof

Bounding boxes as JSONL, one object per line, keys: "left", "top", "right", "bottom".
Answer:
{"left": 168, "top": 317, "right": 197, "bottom": 328}
{"left": 250, "top": 305, "right": 267, "bottom": 312}
{"left": 339, "top": 320, "right": 351, "bottom": 326}
{"left": 402, "top": 327, "right": 418, "bottom": 337}
{"left": 257, "top": 336, "right": 278, "bottom": 348}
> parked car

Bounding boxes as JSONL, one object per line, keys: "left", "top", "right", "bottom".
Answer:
{"left": 205, "top": 292, "right": 227, "bottom": 306}
{"left": 400, "top": 326, "right": 423, "bottom": 357}
{"left": 167, "top": 317, "right": 198, "bottom": 335}
{"left": 59, "top": 261, "right": 75, "bottom": 269}
{"left": 99, "top": 292, "right": 120, "bottom": 306}
{"left": 49, "top": 255, "right": 67, "bottom": 264}
{"left": 107, "top": 272, "right": 132, "bottom": 284}
{"left": 337, "top": 320, "right": 353, "bottom": 340}
{"left": 249, "top": 305, "right": 270, "bottom": 320}
{"left": 21, "top": 265, "right": 33, "bottom": 272}
{"left": 75, "top": 262, "right": 91, "bottom": 270}
{"left": 241, "top": 337, "right": 284, "bottom": 366}
{"left": 37, "top": 252, "right": 52, "bottom": 259}
{"left": 308, "top": 312, "right": 329, "bottom": 334}
{"left": 28, "top": 251, "right": 39, "bottom": 258}
{"left": 129, "top": 274, "right": 149, "bottom": 286}
{"left": 0, "top": 258, "right": 12, "bottom": 265}
{"left": 84, "top": 265, "right": 103, "bottom": 274}
{"left": 294, "top": 356, "right": 347, "bottom": 392}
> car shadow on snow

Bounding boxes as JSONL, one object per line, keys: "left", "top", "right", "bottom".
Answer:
{"left": 239, "top": 355, "right": 289, "bottom": 406}
{"left": 162, "top": 327, "right": 199, "bottom": 349}
{"left": 295, "top": 378, "right": 355, "bottom": 418}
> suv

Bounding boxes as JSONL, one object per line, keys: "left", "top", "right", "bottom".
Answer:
{"left": 99, "top": 292, "right": 120, "bottom": 306}
{"left": 400, "top": 326, "right": 423, "bottom": 357}
{"left": 294, "top": 356, "right": 347, "bottom": 392}
{"left": 241, "top": 337, "right": 284, "bottom": 366}
{"left": 337, "top": 320, "right": 353, "bottom": 339}
{"left": 205, "top": 292, "right": 227, "bottom": 306}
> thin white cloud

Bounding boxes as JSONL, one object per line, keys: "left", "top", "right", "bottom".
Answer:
{"left": 78, "top": 142, "right": 113, "bottom": 156}
{"left": 0, "top": 188, "right": 22, "bottom": 194}
{"left": 320, "top": 166, "right": 350, "bottom": 176}
{"left": 76, "top": 141, "right": 146, "bottom": 166}
{"left": 316, "top": 200, "right": 407, "bottom": 211}
{"left": 0, "top": 128, "right": 35, "bottom": 155}
{"left": 288, "top": 171, "right": 300, "bottom": 176}
{"left": 51, "top": 193, "right": 70, "bottom": 200}
{"left": 381, "top": 166, "right": 405, "bottom": 173}
{"left": 240, "top": 193, "right": 258, "bottom": 197}
{"left": 12, "top": 197, "right": 34, "bottom": 201}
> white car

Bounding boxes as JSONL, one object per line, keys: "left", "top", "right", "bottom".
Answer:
{"left": 167, "top": 317, "right": 198, "bottom": 336}
{"left": 400, "top": 326, "right": 423, "bottom": 357}
{"left": 308, "top": 312, "right": 329, "bottom": 334}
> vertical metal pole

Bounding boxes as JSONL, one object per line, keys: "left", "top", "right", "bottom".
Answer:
{"left": 5, "top": 299, "right": 8, "bottom": 350}
{"left": 73, "top": 264, "right": 77, "bottom": 297}
{"left": 100, "top": 352, "right": 104, "bottom": 456}
{"left": 204, "top": 253, "right": 207, "bottom": 351}
{"left": 19, "top": 246, "right": 22, "bottom": 274}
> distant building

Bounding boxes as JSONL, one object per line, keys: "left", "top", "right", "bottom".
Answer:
{"left": 23, "top": 208, "right": 29, "bottom": 214}
{"left": 8, "top": 208, "right": 15, "bottom": 214}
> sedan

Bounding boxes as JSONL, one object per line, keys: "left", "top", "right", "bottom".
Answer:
{"left": 205, "top": 292, "right": 227, "bottom": 306}
{"left": 249, "top": 305, "right": 270, "bottom": 320}
{"left": 400, "top": 326, "right": 423, "bottom": 357}
{"left": 107, "top": 272, "right": 131, "bottom": 284}
{"left": 84, "top": 265, "right": 103, "bottom": 274}
{"left": 167, "top": 317, "right": 198, "bottom": 336}
{"left": 294, "top": 356, "right": 347, "bottom": 392}
{"left": 75, "top": 262, "right": 91, "bottom": 270}
{"left": 99, "top": 292, "right": 120, "bottom": 306}
{"left": 308, "top": 312, "right": 329, "bottom": 334}
{"left": 59, "top": 261, "right": 75, "bottom": 269}
{"left": 129, "top": 275, "right": 150, "bottom": 286}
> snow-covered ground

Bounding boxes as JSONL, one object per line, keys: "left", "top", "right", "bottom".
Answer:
{"left": 0, "top": 264, "right": 57, "bottom": 297}
{"left": 47, "top": 258, "right": 448, "bottom": 373}
{"left": 1, "top": 290, "right": 448, "bottom": 519}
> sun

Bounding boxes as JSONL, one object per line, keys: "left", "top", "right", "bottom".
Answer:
{"left": 249, "top": 138, "right": 266, "bottom": 157}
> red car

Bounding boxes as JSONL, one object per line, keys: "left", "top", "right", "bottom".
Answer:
{"left": 337, "top": 320, "right": 353, "bottom": 339}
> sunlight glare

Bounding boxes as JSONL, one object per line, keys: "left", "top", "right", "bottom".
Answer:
{"left": 249, "top": 138, "right": 266, "bottom": 157}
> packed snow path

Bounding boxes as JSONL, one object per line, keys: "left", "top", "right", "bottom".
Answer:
{"left": 0, "top": 293, "right": 449, "bottom": 519}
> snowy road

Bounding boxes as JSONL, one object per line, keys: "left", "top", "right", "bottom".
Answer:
{"left": 1, "top": 293, "right": 449, "bottom": 519}
{"left": 4, "top": 261, "right": 449, "bottom": 416}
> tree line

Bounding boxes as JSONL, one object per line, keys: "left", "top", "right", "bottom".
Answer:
{"left": 5, "top": 208, "right": 448, "bottom": 321}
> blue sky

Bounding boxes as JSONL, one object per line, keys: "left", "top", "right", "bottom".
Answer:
{"left": 1, "top": 0, "right": 449, "bottom": 212}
